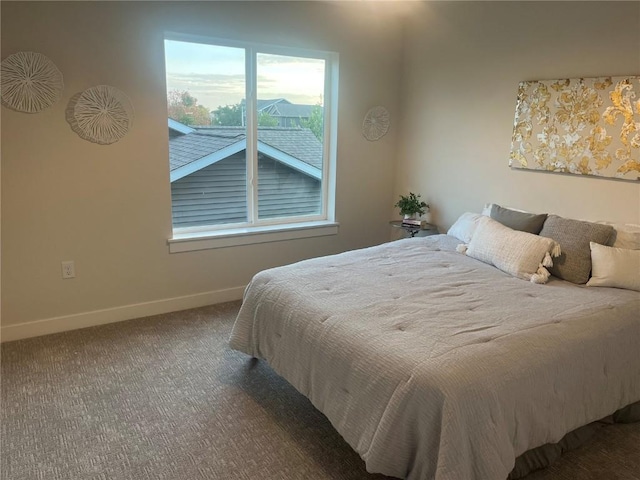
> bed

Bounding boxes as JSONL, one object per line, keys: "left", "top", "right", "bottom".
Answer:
{"left": 229, "top": 227, "right": 640, "bottom": 480}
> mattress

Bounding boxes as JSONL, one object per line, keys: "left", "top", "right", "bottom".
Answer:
{"left": 229, "top": 235, "right": 640, "bottom": 480}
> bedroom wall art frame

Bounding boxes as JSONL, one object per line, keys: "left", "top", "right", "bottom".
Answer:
{"left": 1, "top": 51, "right": 64, "bottom": 113}
{"left": 509, "top": 76, "right": 640, "bottom": 182}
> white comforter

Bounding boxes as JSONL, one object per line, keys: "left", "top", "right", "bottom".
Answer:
{"left": 229, "top": 235, "right": 640, "bottom": 480}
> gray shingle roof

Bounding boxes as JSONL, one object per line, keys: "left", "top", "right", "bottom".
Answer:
{"left": 256, "top": 98, "right": 289, "bottom": 111}
{"left": 259, "top": 128, "right": 322, "bottom": 169}
{"left": 169, "top": 130, "right": 243, "bottom": 171}
{"left": 169, "top": 125, "right": 322, "bottom": 172}
{"left": 272, "top": 103, "right": 317, "bottom": 118}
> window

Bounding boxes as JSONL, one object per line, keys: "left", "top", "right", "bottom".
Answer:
{"left": 164, "top": 34, "right": 338, "bottom": 251}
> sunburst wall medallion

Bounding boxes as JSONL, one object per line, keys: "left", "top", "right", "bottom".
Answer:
{"left": 1, "top": 51, "right": 64, "bottom": 113}
{"left": 362, "top": 106, "right": 390, "bottom": 141}
{"left": 67, "top": 85, "right": 134, "bottom": 145}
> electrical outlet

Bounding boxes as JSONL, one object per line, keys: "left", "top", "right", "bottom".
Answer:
{"left": 61, "top": 261, "right": 75, "bottom": 279}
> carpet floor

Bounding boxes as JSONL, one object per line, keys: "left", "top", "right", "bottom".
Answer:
{"left": 1, "top": 301, "right": 639, "bottom": 480}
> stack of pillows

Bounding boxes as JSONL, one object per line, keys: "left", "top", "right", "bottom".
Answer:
{"left": 447, "top": 203, "right": 640, "bottom": 291}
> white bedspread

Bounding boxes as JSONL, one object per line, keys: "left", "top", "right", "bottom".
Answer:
{"left": 229, "top": 235, "right": 640, "bottom": 480}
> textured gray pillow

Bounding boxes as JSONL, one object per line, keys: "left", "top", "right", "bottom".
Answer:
{"left": 489, "top": 204, "right": 547, "bottom": 234}
{"left": 539, "top": 215, "right": 614, "bottom": 284}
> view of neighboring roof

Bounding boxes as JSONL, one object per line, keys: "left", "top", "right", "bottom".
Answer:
{"left": 168, "top": 118, "right": 195, "bottom": 135}
{"left": 169, "top": 127, "right": 244, "bottom": 171}
{"left": 270, "top": 103, "right": 316, "bottom": 118}
{"left": 245, "top": 98, "right": 318, "bottom": 118}
{"left": 168, "top": 120, "right": 323, "bottom": 182}
{"left": 255, "top": 98, "right": 290, "bottom": 111}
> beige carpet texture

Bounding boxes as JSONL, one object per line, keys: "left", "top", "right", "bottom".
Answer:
{"left": 2, "top": 301, "right": 639, "bottom": 480}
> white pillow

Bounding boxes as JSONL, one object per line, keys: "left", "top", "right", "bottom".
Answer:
{"left": 463, "top": 216, "right": 561, "bottom": 284}
{"left": 611, "top": 224, "right": 640, "bottom": 250}
{"left": 595, "top": 222, "right": 640, "bottom": 249}
{"left": 586, "top": 242, "right": 640, "bottom": 291}
{"left": 447, "top": 212, "right": 483, "bottom": 243}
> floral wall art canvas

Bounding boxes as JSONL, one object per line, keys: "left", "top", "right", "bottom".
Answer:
{"left": 509, "top": 76, "right": 640, "bottom": 181}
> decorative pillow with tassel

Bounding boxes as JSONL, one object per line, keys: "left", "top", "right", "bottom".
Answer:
{"left": 458, "top": 216, "right": 561, "bottom": 284}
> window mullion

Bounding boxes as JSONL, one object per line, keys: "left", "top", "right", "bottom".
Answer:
{"left": 245, "top": 48, "right": 259, "bottom": 224}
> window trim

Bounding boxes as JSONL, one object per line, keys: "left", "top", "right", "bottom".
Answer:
{"left": 164, "top": 32, "right": 339, "bottom": 251}
{"left": 168, "top": 221, "right": 339, "bottom": 253}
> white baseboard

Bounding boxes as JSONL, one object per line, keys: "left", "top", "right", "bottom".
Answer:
{"left": 0, "top": 286, "right": 245, "bottom": 343}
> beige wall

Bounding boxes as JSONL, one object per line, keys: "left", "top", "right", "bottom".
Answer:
{"left": 397, "top": 1, "right": 640, "bottom": 231}
{"left": 4, "top": 1, "right": 639, "bottom": 336}
{"left": 1, "top": 1, "right": 403, "bottom": 330}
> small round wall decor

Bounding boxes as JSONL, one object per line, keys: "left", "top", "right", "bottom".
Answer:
{"left": 69, "top": 85, "right": 134, "bottom": 145}
{"left": 1, "top": 51, "right": 64, "bottom": 113}
{"left": 362, "top": 106, "right": 390, "bottom": 141}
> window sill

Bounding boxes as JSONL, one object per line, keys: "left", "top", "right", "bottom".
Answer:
{"left": 168, "top": 221, "right": 339, "bottom": 253}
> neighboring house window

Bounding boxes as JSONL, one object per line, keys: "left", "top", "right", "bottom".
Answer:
{"left": 164, "top": 34, "right": 338, "bottom": 240}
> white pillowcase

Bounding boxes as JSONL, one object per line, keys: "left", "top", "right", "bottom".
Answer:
{"left": 586, "top": 242, "right": 640, "bottom": 291}
{"left": 463, "top": 216, "right": 561, "bottom": 284}
{"left": 447, "top": 212, "right": 483, "bottom": 243}
{"left": 611, "top": 224, "right": 640, "bottom": 250}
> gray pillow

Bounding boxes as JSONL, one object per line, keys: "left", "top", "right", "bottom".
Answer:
{"left": 539, "top": 215, "right": 614, "bottom": 284}
{"left": 489, "top": 204, "right": 547, "bottom": 234}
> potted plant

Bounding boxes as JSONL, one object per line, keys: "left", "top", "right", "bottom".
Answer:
{"left": 395, "top": 192, "right": 429, "bottom": 219}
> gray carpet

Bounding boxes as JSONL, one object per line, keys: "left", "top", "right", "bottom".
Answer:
{"left": 1, "top": 301, "right": 639, "bottom": 480}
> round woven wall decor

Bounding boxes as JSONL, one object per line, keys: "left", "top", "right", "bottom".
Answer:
{"left": 72, "top": 85, "right": 134, "bottom": 145}
{"left": 362, "top": 106, "right": 390, "bottom": 141}
{"left": 1, "top": 51, "right": 64, "bottom": 113}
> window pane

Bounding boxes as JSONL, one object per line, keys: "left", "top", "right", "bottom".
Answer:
{"left": 165, "top": 40, "right": 248, "bottom": 228}
{"left": 256, "top": 53, "right": 325, "bottom": 220}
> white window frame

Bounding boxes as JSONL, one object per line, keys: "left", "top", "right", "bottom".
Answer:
{"left": 165, "top": 33, "right": 339, "bottom": 253}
